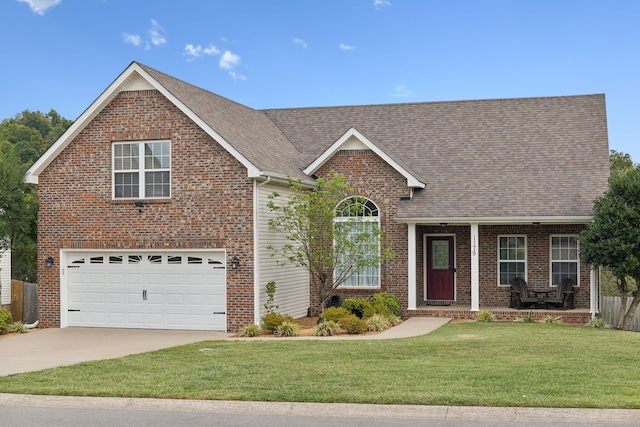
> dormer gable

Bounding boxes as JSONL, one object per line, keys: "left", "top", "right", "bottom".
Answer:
{"left": 303, "top": 127, "right": 426, "bottom": 189}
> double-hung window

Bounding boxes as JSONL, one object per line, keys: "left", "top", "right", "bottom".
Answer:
{"left": 334, "top": 197, "right": 380, "bottom": 288}
{"left": 550, "top": 236, "right": 579, "bottom": 286}
{"left": 498, "top": 235, "right": 526, "bottom": 286}
{"left": 113, "top": 141, "right": 170, "bottom": 199}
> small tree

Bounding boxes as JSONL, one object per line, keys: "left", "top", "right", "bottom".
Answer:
{"left": 580, "top": 164, "right": 640, "bottom": 329}
{"left": 267, "top": 173, "right": 394, "bottom": 312}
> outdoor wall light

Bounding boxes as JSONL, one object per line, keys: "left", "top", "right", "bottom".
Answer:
{"left": 44, "top": 256, "right": 54, "bottom": 268}
{"left": 440, "top": 223, "right": 448, "bottom": 227}
{"left": 134, "top": 201, "right": 144, "bottom": 213}
{"left": 231, "top": 256, "right": 239, "bottom": 270}
{"left": 532, "top": 222, "right": 540, "bottom": 227}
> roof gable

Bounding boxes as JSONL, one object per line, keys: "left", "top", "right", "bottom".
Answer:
{"left": 304, "top": 127, "right": 425, "bottom": 188}
{"left": 26, "top": 62, "right": 307, "bottom": 184}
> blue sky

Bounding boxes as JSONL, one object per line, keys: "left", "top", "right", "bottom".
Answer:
{"left": 2, "top": 0, "right": 639, "bottom": 162}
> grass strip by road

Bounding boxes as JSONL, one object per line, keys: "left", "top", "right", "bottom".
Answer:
{"left": 1, "top": 322, "right": 639, "bottom": 408}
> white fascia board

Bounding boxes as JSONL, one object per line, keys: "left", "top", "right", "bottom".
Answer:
{"left": 395, "top": 216, "right": 594, "bottom": 225}
{"left": 303, "top": 127, "right": 425, "bottom": 189}
{"left": 25, "top": 62, "right": 262, "bottom": 183}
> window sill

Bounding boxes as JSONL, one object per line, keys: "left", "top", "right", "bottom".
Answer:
{"left": 110, "top": 199, "right": 172, "bottom": 205}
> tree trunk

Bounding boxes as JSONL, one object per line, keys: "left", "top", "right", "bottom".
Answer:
{"left": 623, "top": 277, "right": 640, "bottom": 330}
{"left": 617, "top": 278, "right": 628, "bottom": 330}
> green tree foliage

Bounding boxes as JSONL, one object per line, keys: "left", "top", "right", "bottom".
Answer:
{"left": 0, "top": 109, "right": 71, "bottom": 281}
{"left": 267, "top": 172, "right": 394, "bottom": 311}
{"left": 580, "top": 164, "right": 640, "bottom": 329}
{"left": 609, "top": 149, "right": 635, "bottom": 176}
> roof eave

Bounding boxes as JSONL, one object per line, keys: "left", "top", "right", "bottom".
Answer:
{"left": 395, "top": 216, "right": 594, "bottom": 225}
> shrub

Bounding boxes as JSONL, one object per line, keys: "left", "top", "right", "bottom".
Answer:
{"left": 514, "top": 316, "right": 535, "bottom": 323}
{"left": 544, "top": 315, "right": 562, "bottom": 324}
{"left": 275, "top": 320, "right": 300, "bottom": 337}
{"left": 261, "top": 312, "right": 294, "bottom": 332}
{"left": 239, "top": 324, "right": 262, "bottom": 337}
{"left": 476, "top": 310, "right": 494, "bottom": 322}
{"left": 0, "top": 309, "right": 13, "bottom": 334}
{"left": 321, "top": 306, "right": 351, "bottom": 323}
{"left": 338, "top": 314, "right": 367, "bottom": 334}
{"left": 314, "top": 320, "right": 342, "bottom": 336}
{"left": 263, "top": 281, "right": 279, "bottom": 314}
{"left": 586, "top": 318, "right": 609, "bottom": 329}
{"left": 366, "top": 313, "right": 391, "bottom": 332}
{"left": 372, "top": 292, "right": 401, "bottom": 317}
{"left": 342, "top": 298, "right": 374, "bottom": 319}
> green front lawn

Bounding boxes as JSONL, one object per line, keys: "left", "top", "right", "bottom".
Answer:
{"left": 1, "top": 322, "right": 639, "bottom": 408}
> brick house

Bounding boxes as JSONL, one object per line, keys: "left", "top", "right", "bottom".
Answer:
{"left": 25, "top": 62, "right": 610, "bottom": 332}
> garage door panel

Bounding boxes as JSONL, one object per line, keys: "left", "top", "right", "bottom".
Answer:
{"left": 66, "top": 251, "right": 226, "bottom": 331}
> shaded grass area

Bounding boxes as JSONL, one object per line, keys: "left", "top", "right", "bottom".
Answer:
{"left": 1, "top": 323, "right": 639, "bottom": 408}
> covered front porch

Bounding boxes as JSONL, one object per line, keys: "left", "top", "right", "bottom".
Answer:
{"left": 402, "top": 220, "right": 600, "bottom": 321}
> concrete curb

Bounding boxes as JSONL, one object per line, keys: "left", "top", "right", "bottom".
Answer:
{"left": 1, "top": 394, "right": 639, "bottom": 424}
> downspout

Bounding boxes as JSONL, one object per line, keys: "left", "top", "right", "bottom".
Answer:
{"left": 254, "top": 176, "right": 271, "bottom": 325}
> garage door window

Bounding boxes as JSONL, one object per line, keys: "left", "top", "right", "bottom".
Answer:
{"left": 113, "top": 140, "right": 171, "bottom": 200}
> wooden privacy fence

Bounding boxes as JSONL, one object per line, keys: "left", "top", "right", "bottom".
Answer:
{"left": 600, "top": 296, "right": 640, "bottom": 331}
{"left": 10, "top": 280, "right": 38, "bottom": 324}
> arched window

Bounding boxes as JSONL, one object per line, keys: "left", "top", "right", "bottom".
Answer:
{"left": 334, "top": 197, "right": 380, "bottom": 288}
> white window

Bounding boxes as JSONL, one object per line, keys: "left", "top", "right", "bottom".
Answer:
{"left": 334, "top": 197, "right": 380, "bottom": 288}
{"left": 550, "top": 236, "right": 579, "bottom": 286}
{"left": 113, "top": 141, "right": 170, "bottom": 199}
{"left": 498, "top": 235, "right": 527, "bottom": 286}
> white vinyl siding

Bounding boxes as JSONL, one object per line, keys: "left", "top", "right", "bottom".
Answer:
{"left": 256, "top": 182, "right": 310, "bottom": 319}
{"left": 0, "top": 249, "right": 10, "bottom": 306}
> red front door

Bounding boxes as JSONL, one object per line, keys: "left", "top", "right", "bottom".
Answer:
{"left": 426, "top": 236, "right": 455, "bottom": 300}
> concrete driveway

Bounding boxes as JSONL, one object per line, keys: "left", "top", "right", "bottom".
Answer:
{"left": 0, "top": 328, "right": 233, "bottom": 376}
{"left": 0, "top": 317, "right": 451, "bottom": 377}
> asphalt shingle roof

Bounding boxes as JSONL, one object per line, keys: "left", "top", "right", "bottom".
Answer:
{"left": 140, "top": 63, "right": 610, "bottom": 220}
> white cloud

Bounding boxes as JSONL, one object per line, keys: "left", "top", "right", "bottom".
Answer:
{"left": 339, "top": 43, "right": 356, "bottom": 51}
{"left": 219, "top": 50, "right": 240, "bottom": 70}
{"left": 292, "top": 38, "right": 308, "bottom": 48}
{"left": 122, "top": 33, "right": 141, "bottom": 47}
{"left": 18, "top": 0, "right": 61, "bottom": 15}
{"left": 229, "top": 71, "right": 247, "bottom": 81}
{"left": 373, "top": 0, "right": 391, "bottom": 9}
{"left": 184, "top": 43, "right": 220, "bottom": 59}
{"left": 392, "top": 85, "right": 414, "bottom": 97}
{"left": 148, "top": 19, "right": 166, "bottom": 46}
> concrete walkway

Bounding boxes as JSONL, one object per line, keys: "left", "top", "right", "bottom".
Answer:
{"left": 0, "top": 317, "right": 450, "bottom": 377}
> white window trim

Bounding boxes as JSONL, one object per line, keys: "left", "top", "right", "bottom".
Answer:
{"left": 497, "top": 234, "right": 527, "bottom": 287}
{"left": 112, "top": 140, "right": 171, "bottom": 200}
{"left": 549, "top": 234, "right": 580, "bottom": 287}
{"left": 334, "top": 196, "right": 381, "bottom": 289}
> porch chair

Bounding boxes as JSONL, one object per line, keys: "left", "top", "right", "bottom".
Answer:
{"left": 509, "top": 277, "right": 539, "bottom": 309}
{"left": 544, "top": 277, "right": 575, "bottom": 309}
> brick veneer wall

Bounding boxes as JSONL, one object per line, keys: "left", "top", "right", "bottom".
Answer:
{"left": 313, "top": 149, "right": 411, "bottom": 315}
{"left": 37, "top": 89, "right": 255, "bottom": 332}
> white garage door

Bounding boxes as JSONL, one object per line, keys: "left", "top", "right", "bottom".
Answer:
{"left": 65, "top": 251, "right": 226, "bottom": 331}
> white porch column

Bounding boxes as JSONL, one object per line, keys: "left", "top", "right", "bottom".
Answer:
{"left": 407, "top": 223, "right": 417, "bottom": 310}
{"left": 470, "top": 223, "right": 480, "bottom": 312}
{"left": 590, "top": 267, "right": 599, "bottom": 318}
